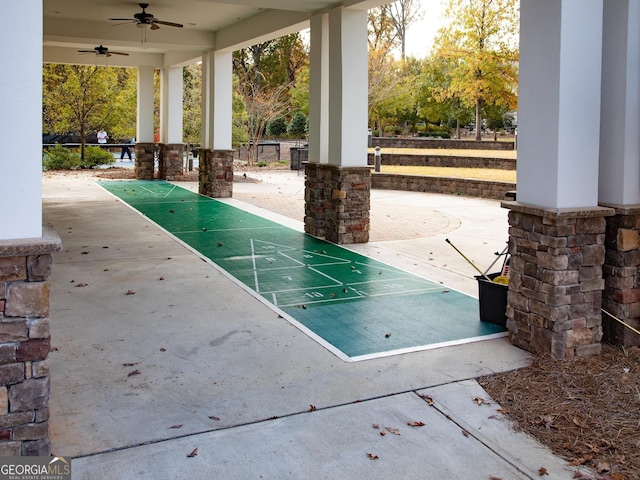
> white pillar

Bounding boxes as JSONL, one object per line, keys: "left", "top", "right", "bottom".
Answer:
{"left": 160, "top": 66, "right": 184, "bottom": 144}
{"left": 137, "top": 66, "right": 156, "bottom": 143}
{"left": 0, "top": 2, "right": 42, "bottom": 240}
{"left": 309, "top": 13, "right": 329, "bottom": 164}
{"left": 599, "top": 0, "right": 640, "bottom": 205}
{"left": 517, "top": 0, "right": 603, "bottom": 208}
{"left": 201, "top": 51, "right": 233, "bottom": 150}
{"left": 327, "top": 7, "right": 368, "bottom": 167}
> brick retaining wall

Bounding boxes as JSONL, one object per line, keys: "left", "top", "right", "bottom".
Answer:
{"left": 367, "top": 153, "right": 516, "bottom": 170}
{"left": 371, "top": 138, "right": 514, "bottom": 150}
{"left": 371, "top": 173, "right": 515, "bottom": 200}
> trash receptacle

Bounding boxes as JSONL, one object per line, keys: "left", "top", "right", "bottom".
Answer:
{"left": 475, "top": 272, "right": 508, "bottom": 327}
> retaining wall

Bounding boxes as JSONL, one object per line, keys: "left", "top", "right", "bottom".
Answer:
{"left": 371, "top": 173, "right": 515, "bottom": 200}
{"left": 371, "top": 137, "right": 514, "bottom": 150}
{"left": 367, "top": 154, "right": 516, "bottom": 170}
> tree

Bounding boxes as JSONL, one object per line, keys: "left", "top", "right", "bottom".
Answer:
{"left": 433, "top": 0, "right": 519, "bottom": 140}
{"left": 233, "top": 34, "right": 308, "bottom": 163}
{"left": 43, "top": 64, "right": 135, "bottom": 159}
{"left": 382, "top": 0, "right": 424, "bottom": 60}
{"left": 287, "top": 112, "right": 307, "bottom": 138}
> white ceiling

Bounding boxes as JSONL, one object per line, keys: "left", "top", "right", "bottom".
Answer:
{"left": 43, "top": 0, "right": 381, "bottom": 67}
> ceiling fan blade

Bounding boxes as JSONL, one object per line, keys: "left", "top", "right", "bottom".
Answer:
{"left": 77, "top": 50, "right": 94, "bottom": 53}
{"left": 110, "top": 52, "right": 130, "bottom": 56}
{"left": 154, "top": 20, "right": 183, "bottom": 28}
{"left": 109, "top": 18, "right": 135, "bottom": 21}
{"left": 110, "top": 21, "right": 136, "bottom": 27}
{"left": 150, "top": 23, "right": 160, "bottom": 30}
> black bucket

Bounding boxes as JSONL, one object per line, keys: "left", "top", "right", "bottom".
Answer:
{"left": 475, "top": 272, "right": 508, "bottom": 327}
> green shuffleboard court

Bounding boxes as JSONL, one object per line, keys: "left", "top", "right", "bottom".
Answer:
{"left": 99, "top": 180, "right": 506, "bottom": 362}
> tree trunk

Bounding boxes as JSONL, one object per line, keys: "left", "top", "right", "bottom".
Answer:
{"left": 475, "top": 99, "right": 483, "bottom": 141}
{"left": 456, "top": 119, "right": 461, "bottom": 140}
{"left": 80, "top": 123, "right": 86, "bottom": 161}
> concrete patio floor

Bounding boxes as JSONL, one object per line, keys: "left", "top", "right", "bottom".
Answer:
{"left": 42, "top": 170, "right": 583, "bottom": 479}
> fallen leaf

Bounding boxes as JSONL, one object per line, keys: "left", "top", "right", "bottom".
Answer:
{"left": 379, "top": 430, "right": 386, "bottom": 436}
{"left": 473, "top": 397, "right": 486, "bottom": 405}
{"left": 309, "top": 405, "right": 317, "bottom": 412}
{"left": 159, "top": 276, "right": 164, "bottom": 281}
{"left": 366, "top": 453, "right": 379, "bottom": 460}
{"left": 50, "top": 346, "right": 60, "bottom": 352}
{"left": 187, "top": 448, "right": 198, "bottom": 458}
{"left": 461, "top": 429, "right": 470, "bottom": 437}
{"left": 384, "top": 427, "right": 400, "bottom": 435}
{"left": 384, "top": 333, "right": 391, "bottom": 338}
{"left": 420, "top": 395, "right": 435, "bottom": 406}
{"left": 127, "top": 369, "right": 141, "bottom": 377}
{"left": 75, "top": 283, "right": 88, "bottom": 288}
{"left": 490, "top": 477, "right": 502, "bottom": 480}
{"left": 122, "top": 362, "right": 139, "bottom": 367}
{"left": 372, "top": 424, "right": 379, "bottom": 429}
{"left": 538, "top": 466, "right": 548, "bottom": 476}
{"left": 159, "top": 348, "right": 166, "bottom": 352}
{"left": 217, "top": 242, "right": 223, "bottom": 247}
{"left": 126, "top": 290, "right": 135, "bottom": 295}
{"left": 208, "top": 416, "right": 220, "bottom": 421}
{"left": 596, "top": 461, "right": 611, "bottom": 474}
{"left": 569, "top": 458, "right": 588, "bottom": 467}
{"left": 496, "top": 408, "right": 509, "bottom": 415}
{"left": 407, "top": 421, "right": 425, "bottom": 427}
{"left": 81, "top": 251, "right": 89, "bottom": 255}
{"left": 169, "top": 424, "right": 183, "bottom": 429}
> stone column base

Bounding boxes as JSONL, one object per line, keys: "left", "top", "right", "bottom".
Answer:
{"left": 0, "top": 227, "right": 62, "bottom": 456}
{"left": 304, "top": 163, "right": 370, "bottom": 244}
{"left": 502, "top": 202, "right": 614, "bottom": 358}
{"left": 601, "top": 203, "right": 640, "bottom": 347}
{"left": 198, "top": 149, "right": 234, "bottom": 198}
{"left": 158, "top": 143, "right": 185, "bottom": 180}
{"left": 134, "top": 143, "right": 155, "bottom": 180}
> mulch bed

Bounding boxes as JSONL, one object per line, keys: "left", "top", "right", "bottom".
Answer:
{"left": 479, "top": 344, "right": 640, "bottom": 480}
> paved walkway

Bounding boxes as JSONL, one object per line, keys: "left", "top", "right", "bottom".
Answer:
{"left": 42, "top": 170, "right": 583, "bottom": 479}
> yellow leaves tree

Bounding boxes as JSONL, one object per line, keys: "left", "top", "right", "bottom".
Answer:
{"left": 433, "top": 0, "right": 519, "bottom": 140}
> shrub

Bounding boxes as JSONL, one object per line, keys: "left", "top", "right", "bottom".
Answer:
{"left": 287, "top": 112, "right": 308, "bottom": 137}
{"left": 42, "top": 144, "right": 81, "bottom": 170}
{"left": 83, "top": 145, "right": 115, "bottom": 168}
{"left": 266, "top": 116, "right": 287, "bottom": 137}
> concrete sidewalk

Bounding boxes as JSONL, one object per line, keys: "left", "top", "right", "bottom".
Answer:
{"left": 42, "top": 170, "right": 582, "bottom": 479}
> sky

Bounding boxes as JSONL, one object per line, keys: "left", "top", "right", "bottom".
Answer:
{"left": 404, "top": 0, "right": 449, "bottom": 58}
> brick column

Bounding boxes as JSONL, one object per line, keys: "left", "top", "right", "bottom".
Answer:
{"left": 198, "top": 149, "right": 234, "bottom": 198}
{"left": 601, "top": 205, "right": 640, "bottom": 347}
{"left": 134, "top": 143, "right": 155, "bottom": 180}
{"left": 158, "top": 143, "right": 185, "bottom": 180}
{"left": 504, "top": 203, "right": 614, "bottom": 358}
{"left": 304, "top": 164, "right": 370, "bottom": 244}
{"left": 0, "top": 227, "right": 62, "bottom": 456}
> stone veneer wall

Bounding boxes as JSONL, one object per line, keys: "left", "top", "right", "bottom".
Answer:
{"left": 134, "top": 143, "right": 155, "bottom": 180}
{"left": 601, "top": 205, "right": 640, "bottom": 347}
{"left": 503, "top": 202, "right": 614, "bottom": 358}
{"left": 158, "top": 144, "right": 185, "bottom": 180}
{"left": 198, "top": 149, "right": 234, "bottom": 198}
{"left": 371, "top": 138, "right": 514, "bottom": 150}
{"left": 0, "top": 227, "right": 62, "bottom": 456}
{"left": 372, "top": 173, "right": 515, "bottom": 201}
{"left": 304, "top": 164, "right": 370, "bottom": 244}
{"left": 367, "top": 153, "right": 516, "bottom": 170}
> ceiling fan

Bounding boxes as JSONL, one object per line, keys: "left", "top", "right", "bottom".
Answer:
{"left": 109, "top": 3, "right": 183, "bottom": 30}
{"left": 77, "top": 45, "right": 129, "bottom": 57}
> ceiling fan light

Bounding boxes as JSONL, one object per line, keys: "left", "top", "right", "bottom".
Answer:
{"left": 136, "top": 22, "right": 151, "bottom": 29}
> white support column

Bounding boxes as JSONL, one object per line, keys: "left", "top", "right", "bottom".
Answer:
{"left": 327, "top": 6, "right": 368, "bottom": 167}
{"left": 599, "top": 0, "right": 640, "bottom": 205}
{"left": 309, "top": 13, "right": 329, "bottom": 164}
{"left": 201, "top": 51, "right": 233, "bottom": 150}
{"left": 160, "top": 66, "right": 184, "bottom": 144}
{"left": 0, "top": 2, "right": 42, "bottom": 240}
{"left": 137, "top": 66, "right": 156, "bottom": 143}
{"left": 517, "top": 0, "right": 603, "bottom": 208}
